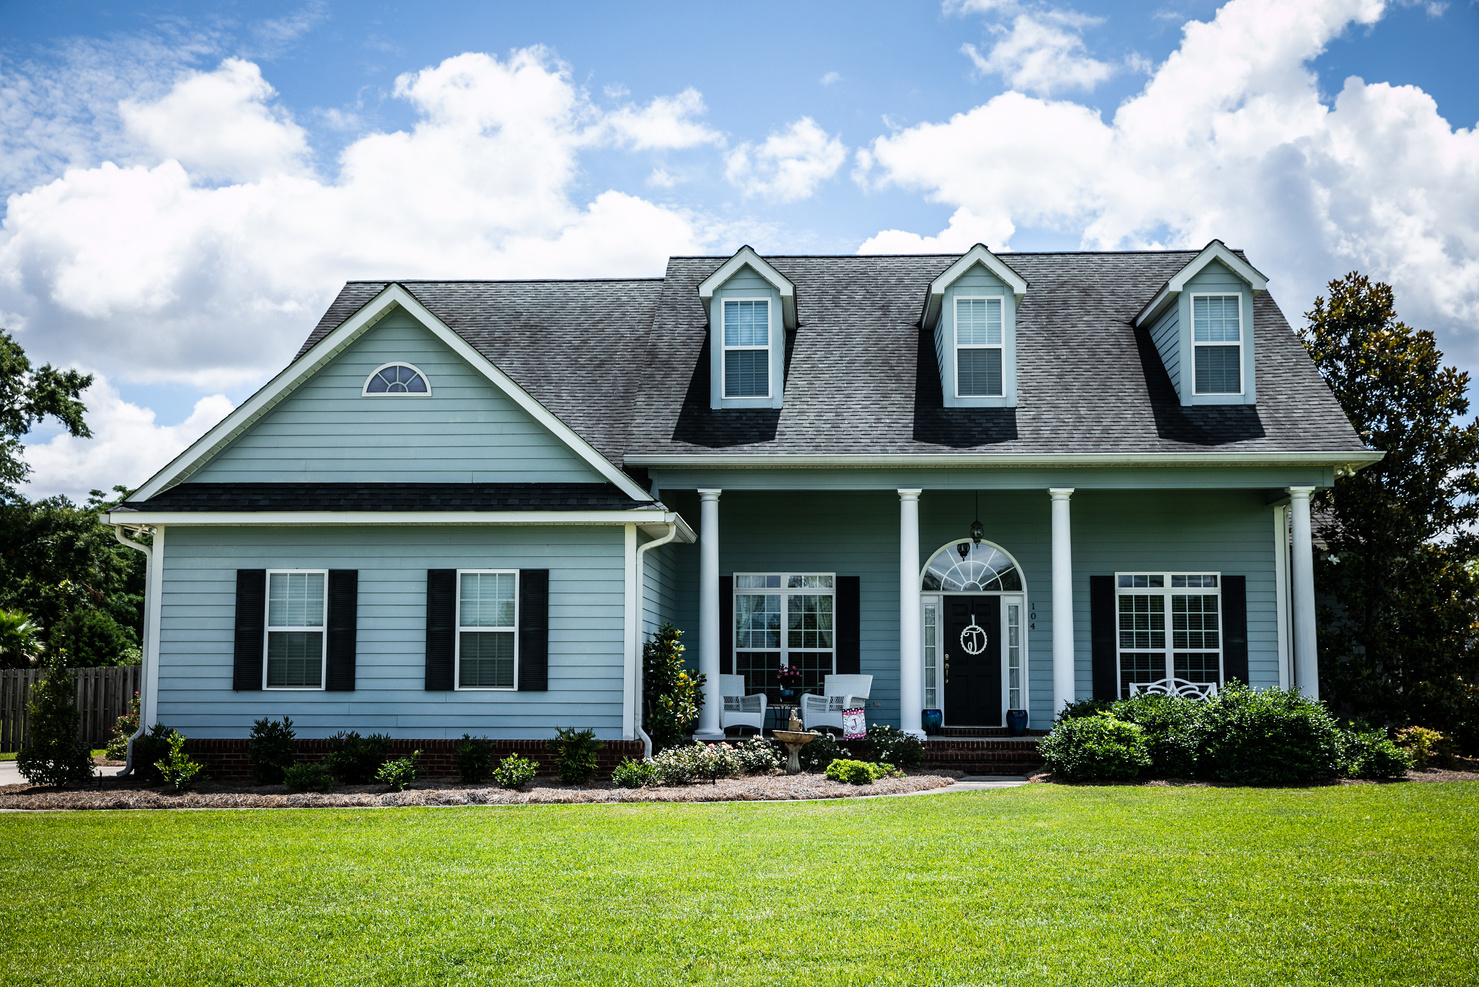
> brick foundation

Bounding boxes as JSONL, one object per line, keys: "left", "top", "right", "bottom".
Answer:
{"left": 185, "top": 737, "right": 645, "bottom": 783}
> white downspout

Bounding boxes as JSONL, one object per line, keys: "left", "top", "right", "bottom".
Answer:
{"left": 112, "top": 524, "right": 154, "bottom": 777}
{"left": 633, "top": 518, "right": 680, "bottom": 759}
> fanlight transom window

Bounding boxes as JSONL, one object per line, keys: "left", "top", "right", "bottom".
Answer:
{"left": 922, "top": 541, "right": 1023, "bottom": 592}
{"left": 364, "top": 363, "right": 430, "bottom": 395}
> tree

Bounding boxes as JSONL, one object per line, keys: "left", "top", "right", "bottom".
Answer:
{"left": 16, "top": 651, "right": 96, "bottom": 788}
{"left": 641, "top": 623, "right": 705, "bottom": 752}
{"left": 1301, "top": 273, "right": 1479, "bottom": 750}
{"left": 0, "top": 326, "right": 92, "bottom": 503}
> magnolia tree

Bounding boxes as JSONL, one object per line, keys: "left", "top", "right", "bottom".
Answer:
{"left": 641, "top": 623, "right": 705, "bottom": 752}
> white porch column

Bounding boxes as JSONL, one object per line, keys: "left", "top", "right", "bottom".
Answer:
{"left": 898, "top": 489, "right": 925, "bottom": 739}
{"left": 695, "top": 489, "right": 724, "bottom": 740}
{"left": 1288, "top": 486, "right": 1319, "bottom": 699}
{"left": 1049, "top": 488, "right": 1075, "bottom": 715}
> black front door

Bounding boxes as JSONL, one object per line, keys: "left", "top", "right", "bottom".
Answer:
{"left": 943, "top": 595, "right": 1002, "bottom": 727}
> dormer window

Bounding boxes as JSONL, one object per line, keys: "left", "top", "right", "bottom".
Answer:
{"left": 955, "top": 296, "right": 1004, "bottom": 397}
{"left": 1192, "top": 295, "right": 1242, "bottom": 395}
{"left": 363, "top": 363, "right": 430, "bottom": 396}
{"left": 723, "top": 299, "right": 771, "bottom": 398}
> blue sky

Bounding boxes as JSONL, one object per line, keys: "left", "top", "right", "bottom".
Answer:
{"left": 4, "top": 0, "right": 1477, "bottom": 498}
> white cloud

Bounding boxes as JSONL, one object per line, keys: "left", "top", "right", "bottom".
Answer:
{"left": 820, "top": 71, "right": 842, "bottom": 86}
{"left": 0, "top": 48, "right": 712, "bottom": 395}
{"left": 962, "top": 11, "right": 1114, "bottom": 96}
{"left": 21, "top": 378, "right": 234, "bottom": 500}
{"left": 725, "top": 117, "right": 847, "bottom": 202}
{"left": 861, "top": 0, "right": 1479, "bottom": 365}
{"left": 603, "top": 87, "right": 724, "bottom": 150}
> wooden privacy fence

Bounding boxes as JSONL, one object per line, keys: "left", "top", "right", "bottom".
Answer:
{"left": 0, "top": 665, "right": 142, "bottom": 752}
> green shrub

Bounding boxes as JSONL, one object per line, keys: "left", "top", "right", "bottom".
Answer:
{"left": 323, "top": 731, "right": 392, "bottom": 784}
{"left": 824, "top": 759, "right": 880, "bottom": 785}
{"left": 611, "top": 757, "right": 657, "bottom": 788}
{"left": 0, "top": 608, "right": 41, "bottom": 668}
{"left": 493, "top": 754, "right": 538, "bottom": 789}
{"left": 16, "top": 656, "right": 94, "bottom": 788}
{"left": 131, "top": 723, "right": 177, "bottom": 785}
{"left": 376, "top": 752, "right": 420, "bottom": 791}
{"left": 651, "top": 742, "right": 742, "bottom": 785}
{"left": 641, "top": 623, "right": 705, "bottom": 752}
{"left": 797, "top": 733, "right": 846, "bottom": 772}
{"left": 155, "top": 732, "right": 205, "bottom": 792}
{"left": 248, "top": 715, "right": 295, "bottom": 785}
{"left": 1057, "top": 697, "right": 1114, "bottom": 722}
{"left": 1197, "top": 684, "right": 1341, "bottom": 785}
{"left": 733, "top": 736, "right": 783, "bottom": 774}
{"left": 1106, "top": 693, "right": 1201, "bottom": 778}
{"left": 1039, "top": 714, "right": 1151, "bottom": 782}
{"left": 104, "top": 691, "right": 140, "bottom": 760}
{"left": 548, "top": 727, "right": 603, "bottom": 785}
{"left": 865, "top": 724, "right": 925, "bottom": 770}
{"left": 283, "top": 762, "right": 334, "bottom": 793}
{"left": 1395, "top": 726, "right": 1457, "bottom": 771}
{"left": 1339, "top": 727, "right": 1413, "bottom": 780}
{"left": 48, "top": 608, "right": 137, "bottom": 667}
{"left": 454, "top": 734, "right": 497, "bottom": 784}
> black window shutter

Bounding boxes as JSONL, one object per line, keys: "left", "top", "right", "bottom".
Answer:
{"left": 1222, "top": 575, "right": 1248, "bottom": 685}
{"left": 1090, "top": 575, "right": 1117, "bottom": 700}
{"left": 719, "top": 576, "right": 733, "bottom": 675}
{"left": 325, "top": 570, "right": 358, "bottom": 692}
{"left": 425, "top": 569, "right": 456, "bottom": 691}
{"left": 233, "top": 569, "right": 266, "bottom": 691}
{"left": 518, "top": 569, "right": 549, "bottom": 691}
{"left": 835, "top": 576, "right": 861, "bottom": 675}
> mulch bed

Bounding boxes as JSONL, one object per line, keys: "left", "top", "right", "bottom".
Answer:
{"left": 0, "top": 771, "right": 957, "bottom": 811}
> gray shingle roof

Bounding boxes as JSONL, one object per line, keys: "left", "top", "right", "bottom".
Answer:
{"left": 295, "top": 252, "right": 1370, "bottom": 467}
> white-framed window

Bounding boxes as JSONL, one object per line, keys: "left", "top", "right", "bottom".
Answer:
{"left": 1191, "top": 295, "right": 1242, "bottom": 395}
{"left": 722, "top": 298, "right": 771, "bottom": 399}
{"left": 955, "top": 296, "right": 1004, "bottom": 397}
{"left": 456, "top": 570, "right": 518, "bottom": 690}
{"left": 1116, "top": 573, "right": 1222, "bottom": 698}
{"left": 362, "top": 362, "right": 431, "bottom": 396}
{"left": 733, "top": 573, "right": 834, "bottom": 699}
{"left": 1006, "top": 601, "right": 1022, "bottom": 709}
{"left": 923, "top": 602, "right": 938, "bottom": 709}
{"left": 265, "top": 570, "right": 327, "bottom": 690}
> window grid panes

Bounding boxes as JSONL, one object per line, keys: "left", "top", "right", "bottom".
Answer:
{"left": 458, "top": 571, "right": 517, "bottom": 689}
{"left": 1007, "top": 604, "right": 1022, "bottom": 709}
{"left": 734, "top": 573, "right": 835, "bottom": 701}
{"left": 923, "top": 602, "right": 938, "bottom": 709}
{"left": 1192, "top": 295, "right": 1241, "bottom": 394}
{"left": 1116, "top": 573, "right": 1223, "bottom": 697}
{"left": 722, "top": 299, "right": 770, "bottom": 398}
{"left": 266, "top": 571, "right": 325, "bottom": 689}
{"left": 922, "top": 542, "right": 1023, "bottom": 593}
{"left": 364, "top": 364, "right": 429, "bottom": 394}
{"left": 955, "top": 296, "right": 1005, "bottom": 397}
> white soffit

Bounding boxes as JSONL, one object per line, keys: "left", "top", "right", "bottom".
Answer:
{"left": 697, "top": 245, "right": 797, "bottom": 330}
{"left": 1134, "top": 239, "right": 1270, "bottom": 327}
{"left": 923, "top": 244, "right": 1029, "bottom": 329}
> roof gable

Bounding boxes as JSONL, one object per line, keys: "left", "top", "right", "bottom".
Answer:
{"left": 923, "top": 244, "right": 1028, "bottom": 329}
{"left": 1134, "top": 239, "right": 1269, "bottom": 327}
{"left": 697, "top": 245, "right": 797, "bottom": 330}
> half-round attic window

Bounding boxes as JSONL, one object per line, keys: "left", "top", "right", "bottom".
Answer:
{"left": 363, "top": 363, "right": 430, "bottom": 396}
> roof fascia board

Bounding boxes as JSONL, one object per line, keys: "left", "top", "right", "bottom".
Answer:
{"left": 132, "top": 283, "right": 652, "bottom": 504}
{"left": 697, "top": 246, "right": 797, "bottom": 330}
{"left": 923, "top": 244, "right": 1029, "bottom": 329}
{"left": 627, "top": 451, "right": 1384, "bottom": 469}
{"left": 1134, "top": 240, "right": 1271, "bottom": 327}
{"left": 102, "top": 509, "right": 697, "bottom": 542}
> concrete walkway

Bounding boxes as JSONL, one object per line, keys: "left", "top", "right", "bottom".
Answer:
{"left": 0, "top": 759, "right": 126, "bottom": 786}
{"left": 887, "top": 775, "right": 1029, "bottom": 797}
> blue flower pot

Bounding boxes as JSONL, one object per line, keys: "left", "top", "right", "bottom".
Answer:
{"left": 921, "top": 708, "right": 943, "bottom": 735}
{"left": 1006, "top": 709, "right": 1029, "bottom": 736}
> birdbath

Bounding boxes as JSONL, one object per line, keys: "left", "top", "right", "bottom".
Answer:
{"left": 773, "top": 710, "right": 819, "bottom": 775}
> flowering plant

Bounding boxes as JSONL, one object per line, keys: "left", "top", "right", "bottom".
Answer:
{"left": 777, "top": 665, "right": 804, "bottom": 689}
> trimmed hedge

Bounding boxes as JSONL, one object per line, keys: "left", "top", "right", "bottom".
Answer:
{"left": 1038, "top": 715, "right": 1151, "bottom": 782}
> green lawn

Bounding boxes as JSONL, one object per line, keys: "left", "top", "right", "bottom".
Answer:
{"left": 2, "top": 784, "right": 1475, "bottom": 986}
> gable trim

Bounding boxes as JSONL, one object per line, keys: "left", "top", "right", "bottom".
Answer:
{"left": 697, "top": 245, "right": 797, "bottom": 330}
{"left": 923, "top": 244, "right": 1029, "bottom": 330}
{"left": 1134, "top": 240, "right": 1270, "bottom": 328}
{"left": 131, "top": 283, "right": 652, "bottom": 503}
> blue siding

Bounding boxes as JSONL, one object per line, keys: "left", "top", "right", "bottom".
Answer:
{"left": 1149, "top": 303, "right": 1180, "bottom": 394}
{"left": 934, "top": 263, "right": 1018, "bottom": 408}
{"left": 191, "top": 310, "right": 605, "bottom": 484}
{"left": 156, "top": 524, "right": 627, "bottom": 739}
{"left": 709, "top": 267, "right": 785, "bottom": 410}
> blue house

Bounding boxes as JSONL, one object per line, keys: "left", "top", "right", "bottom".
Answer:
{"left": 106, "top": 242, "right": 1378, "bottom": 747}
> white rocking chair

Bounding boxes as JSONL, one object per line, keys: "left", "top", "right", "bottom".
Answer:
{"left": 1130, "top": 677, "right": 1219, "bottom": 699}
{"left": 719, "top": 674, "right": 767, "bottom": 736}
{"left": 800, "top": 674, "right": 873, "bottom": 733}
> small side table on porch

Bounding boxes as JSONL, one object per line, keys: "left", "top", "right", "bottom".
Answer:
{"left": 766, "top": 704, "right": 800, "bottom": 734}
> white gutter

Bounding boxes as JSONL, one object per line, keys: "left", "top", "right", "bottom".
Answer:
{"left": 111, "top": 525, "right": 157, "bottom": 777}
{"left": 101, "top": 509, "right": 698, "bottom": 541}
{"left": 632, "top": 520, "right": 681, "bottom": 759}
{"left": 628, "top": 451, "right": 1385, "bottom": 469}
